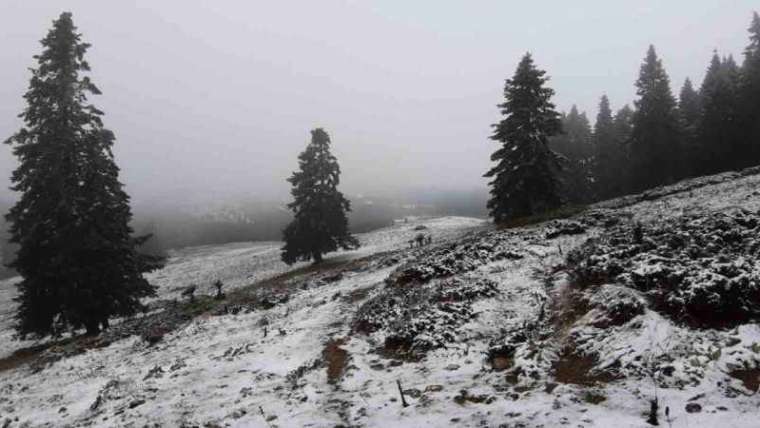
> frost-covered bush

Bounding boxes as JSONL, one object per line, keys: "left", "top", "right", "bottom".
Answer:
{"left": 387, "top": 235, "right": 522, "bottom": 286}
{"left": 354, "top": 277, "right": 497, "bottom": 355}
{"left": 568, "top": 209, "right": 760, "bottom": 328}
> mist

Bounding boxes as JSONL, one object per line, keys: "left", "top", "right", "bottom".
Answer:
{"left": 0, "top": 1, "right": 754, "bottom": 212}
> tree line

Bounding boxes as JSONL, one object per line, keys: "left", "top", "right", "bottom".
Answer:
{"left": 487, "top": 12, "right": 760, "bottom": 221}
{"left": 4, "top": 12, "right": 759, "bottom": 338}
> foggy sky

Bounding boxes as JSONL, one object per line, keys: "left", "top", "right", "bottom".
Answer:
{"left": 0, "top": 1, "right": 755, "bottom": 208}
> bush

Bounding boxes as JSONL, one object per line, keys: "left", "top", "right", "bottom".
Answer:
{"left": 568, "top": 208, "right": 760, "bottom": 328}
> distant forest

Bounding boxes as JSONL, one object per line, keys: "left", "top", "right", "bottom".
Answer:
{"left": 485, "top": 12, "right": 760, "bottom": 222}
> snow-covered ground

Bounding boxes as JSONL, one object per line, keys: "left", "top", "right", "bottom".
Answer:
{"left": 145, "top": 216, "right": 486, "bottom": 300}
{"left": 0, "top": 216, "right": 485, "bottom": 361}
{"left": 1, "top": 172, "right": 760, "bottom": 427}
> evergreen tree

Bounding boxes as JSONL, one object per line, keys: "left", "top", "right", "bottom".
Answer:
{"left": 698, "top": 52, "right": 743, "bottom": 174}
{"left": 550, "top": 106, "right": 594, "bottom": 203}
{"left": 5, "top": 13, "right": 164, "bottom": 337}
{"left": 593, "top": 95, "right": 623, "bottom": 199}
{"left": 613, "top": 105, "right": 635, "bottom": 144}
{"left": 485, "top": 53, "right": 563, "bottom": 222}
{"left": 629, "top": 45, "right": 682, "bottom": 192}
{"left": 740, "top": 12, "right": 760, "bottom": 164}
{"left": 613, "top": 105, "right": 635, "bottom": 193}
{"left": 678, "top": 78, "right": 701, "bottom": 176}
{"left": 281, "top": 128, "right": 359, "bottom": 265}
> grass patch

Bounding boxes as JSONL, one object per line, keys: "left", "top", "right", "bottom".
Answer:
{"left": 180, "top": 295, "right": 219, "bottom": 316}
{"left": 497, "top": 205, "right": 587, "bottom": 229}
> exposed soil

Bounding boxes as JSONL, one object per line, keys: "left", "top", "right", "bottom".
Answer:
{"left": 323, "top": 337, "right": 350, "bottom": 384}
{"left": 552, "top": 344, "right": 619, "bottom": 386}
{"left": 729, "top": 367, "right": 760, "bottom": 393}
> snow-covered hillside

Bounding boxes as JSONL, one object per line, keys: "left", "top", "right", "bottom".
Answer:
{"left": 2, "top": 170, "right": 760, "bottom": 427}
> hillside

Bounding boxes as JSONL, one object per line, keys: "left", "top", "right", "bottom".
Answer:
{"left": 1, "top": 169, "right": 760, "bottom": 427}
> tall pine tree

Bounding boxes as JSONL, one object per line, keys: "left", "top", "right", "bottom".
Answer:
{"left": 698, "top": 52, "right": 743, "bottom": 174}
{"left": 629, "top": 45, "right": 682, "bottom": 192}
{"left": 613, "top": 105, "right": 635, "bottom": 193}
{"left": 550, "top": 106, "right": 594, "bottom": 204}
{"left": 485, "top": 53, "right": 563, "bottom": 222}
{"left": 5, "top": 13, "right": 164, "bottom": 337}
{"left": 740, "top": 12, "right": 760, "bottom": 164}
{"left": 281, "top": 128, "right": 359, "bottom": 265}
{"left": 593, "top": 95, "right": 624, "bottom": 199}
{"left": 678, "top": 78, "right": 701, "bottom": 176}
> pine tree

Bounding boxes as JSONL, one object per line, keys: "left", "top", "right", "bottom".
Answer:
{"left": 5, "top": 13, "right": 164, "bottom": 337}
{"left": 593, "top": 95, "right": 623, "bottom": 199}
{"left": 678, "top": 78, "right": 701, "bottom": 176}
{"left": 740, "top": 12, "right": 760, "bottom": 164}
{"left": 613, "top": 105, "right": 635, "bottom": 143}
{"left": 281, "top": 128, "right": 359, "bottom": 265}
{"left": 698, "top": 52, "right": 742, "bottom": 174}
{"left": 629, "top": 45, "right": 682, "bottom": 192}
{"left": 485, "top": 53, "right": 563, "bottom": 222}
{"left": 613, "top": 105, "right": 635, "bottom": 193}
{"left": 550, "top": 106, "right": 594, "bottom": 203}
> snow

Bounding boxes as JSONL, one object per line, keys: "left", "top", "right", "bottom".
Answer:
{"left": 1, "top": 171, "right": 760, "bottom": 427}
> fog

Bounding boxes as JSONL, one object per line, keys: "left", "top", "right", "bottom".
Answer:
{"left": 0, "top": 1, "right": 754, "bottom": 209}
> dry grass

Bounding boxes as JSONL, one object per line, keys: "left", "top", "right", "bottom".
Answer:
{"left": 497, "top": 205, "right": 587, "bottom": 230}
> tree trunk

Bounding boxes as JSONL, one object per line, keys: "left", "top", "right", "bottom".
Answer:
{"left": 84, "top": 321, "right": 101, "bottom": 336}
{"left": 312, "top": 252, "right": 323, "bottom": 264}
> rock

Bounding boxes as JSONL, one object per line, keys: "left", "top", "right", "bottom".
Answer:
{"left": 143, "top": 365, "right": 165, "bottom": 381}
{"left": 403, "top": 388, "right": 422, "bottom": 398}
{"left": 545, "top": 221, "right": 586, "bottom": 239}
{"left": 445, "top": 364, "right": 460, "bottom": 371}
{"left": 685, "top": 403, "right": 702, "bottom": 413}
{"left": 128, "top": 399, "right": 146, "bottom": 409}
{"left": 323, "top": 272, "right": 344, "bottom": 283}
{"left": 492, "top": 356, "right": 511, "bottom": 371}
{"left": 726, "top": 337, "right": 741, "bottom": 347}
{"left": 425, "top": 385, "right": 444, "bottom": 393}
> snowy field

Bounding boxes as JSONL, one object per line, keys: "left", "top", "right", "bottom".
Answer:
{"left": 1, "top": 172, "right": 760, "bottom": 427}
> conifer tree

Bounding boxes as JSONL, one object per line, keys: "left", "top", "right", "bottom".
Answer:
{"left": 485, "top": 53, "right": 563, "bottom": 222}
{"left": 698, "top": 53, "right": 742, "bottom": 174}
{"left": 613, "top": 105, "right": 635, "bottom": 193}
{"left": 550, "top": 106, "right": 594, "bottom": 203}
{"left": 5, "top": 13, "right": 164, "bottom": 337}
{"left": 593, "top": 95, "right": 623, "bottom": 199}
{"left": 740, "top": 12, "right": 760, "bottom": 164}
{"left": 629, "top": 45, "right": 682, "bottom": 192}
{"left": 613, "top": 105, "right": 635, "bottom": 144}
{"left": 678, "top": 78, "right": 701, "bottom": 176}
{"left": 281, "top": 128, "right": 358, "bottom": 265}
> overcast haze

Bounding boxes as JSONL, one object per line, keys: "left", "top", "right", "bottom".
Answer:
{"left": 0, "top": 1, "right": 755, "bottom": 208}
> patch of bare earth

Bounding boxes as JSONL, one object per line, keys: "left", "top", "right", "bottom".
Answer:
{"left": 323, "top": 337, "right": 350, "bottom": 384}
{"left": 729, "top": 367, "right": 760, "bottom": 393}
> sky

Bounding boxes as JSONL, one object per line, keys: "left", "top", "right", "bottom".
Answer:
{"left": 0, "top": 1, "right": 756, "bottom": 208}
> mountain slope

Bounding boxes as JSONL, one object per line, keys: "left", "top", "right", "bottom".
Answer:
{"left": 1, "top": 170, "right": 760, "bottom": 427}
